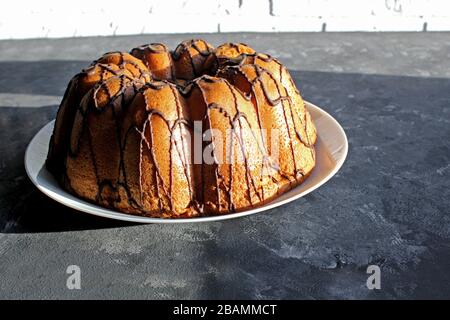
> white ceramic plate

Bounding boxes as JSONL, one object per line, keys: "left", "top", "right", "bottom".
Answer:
{"left": 25, "top": 101, "right": 348, "bottom": 223}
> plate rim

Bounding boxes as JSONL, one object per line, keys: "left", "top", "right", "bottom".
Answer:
{"left": 24, "top": 101, "right": 348, "bottom": 224}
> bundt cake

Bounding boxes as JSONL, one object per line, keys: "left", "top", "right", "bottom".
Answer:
{"left": 46, "top": 39, "right": 317, "bottom": 218}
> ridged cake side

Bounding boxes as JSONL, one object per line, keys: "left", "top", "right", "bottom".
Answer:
{"left": 46, "top": 40, "right": 316, "bottom": 218}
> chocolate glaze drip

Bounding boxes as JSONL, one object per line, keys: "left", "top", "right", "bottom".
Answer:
{"left": 71, "top": 77, "right": 145, "bottom": 210}
{"left": 140, "top": 109, "right": 173, "bottom": 211}
{"left": 130, "top": 43, "right": 176, "bottom": 81}
{"left": 194, "top": 81, "right": 224, "bottom": 210}
{"left": 218, "top": 64, "right": 311, "bottom": 183}
{"left": 168, "top": 85, "right": 194, "bottom": 202}
{"left": 47, "top": 62, "right": 134, "bottom": 177}
{"left": 172, "top": 39, "right": 213, "bottom": 79}
{"left": 132, "top": 43, "right": 170, "bottom": 54}
{"left": 220, "top": 63, "right": 314, "bottom": 148}
{"left": 223, "top": 81, "right": 263, "bottom": 206}
{"left": 47, "top": 40, "right": 317, "bottom": 217}
{"left": 172, "top": 39, "right": 212, "bottom": 60}
{"left": 136, "top": 81, "right": 195, "bottom": 213}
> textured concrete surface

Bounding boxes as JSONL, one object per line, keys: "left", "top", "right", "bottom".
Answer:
{"left": 0, "top": 32, "right": 449, "bottom": 299}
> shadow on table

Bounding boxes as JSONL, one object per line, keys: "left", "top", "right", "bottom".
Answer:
{"left": 1, "top": 182, "right": 136, "bottom": 234}
{"left": 1, "top": 60, "right": 450, "bottom": 234}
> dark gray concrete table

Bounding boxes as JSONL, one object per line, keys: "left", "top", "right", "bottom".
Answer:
{"left": 0, "top": 33, "right": 449, "bottom": 299}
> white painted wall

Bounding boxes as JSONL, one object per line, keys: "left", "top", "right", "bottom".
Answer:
{"left": 1, "top": 0, "right": 449, "bottom": 39}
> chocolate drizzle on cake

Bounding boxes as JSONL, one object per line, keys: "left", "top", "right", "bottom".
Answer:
{"left": 46, "top": 40, "right": 317, "bottom": 218}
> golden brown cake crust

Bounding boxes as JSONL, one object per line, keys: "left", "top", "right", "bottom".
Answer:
{"left": 46, "top": 39, "right": 317, "bottom": 218}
